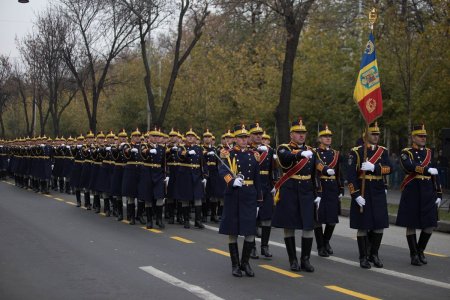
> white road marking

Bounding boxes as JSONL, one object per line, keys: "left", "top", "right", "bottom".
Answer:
{"left": 202, "top": 224, "right": 450, "bottom": 290}
{"left": 139, "top": 266, "right": 224, "bottom": 300}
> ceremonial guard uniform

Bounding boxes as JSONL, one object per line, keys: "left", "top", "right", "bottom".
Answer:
{"left": 166, "top": 129, "right": 182, "bottom": 224}
{"left": 248, "top": 122, "right": 275, "bottom": 259}
{"left": 272, "top": 118, "right": 327, "bottom": 272}
{"left": 0, "top": 139, "right": 7, "bottom": 179}
{"left": 62, "top": 136, "right": 75, "bottom": 194}
{"left": 121, "top": 129, "right": 144, "bottom": 225}
{"left": 111, "top": 129, "right": 128, "bottom": 221}
{"left": 219, "top": 124, "right": 262, "bottom": 277}
{"left": 89, "top": 132, "right": 105, "bottom": 213}
{"left": 139, "top": 128, "right": 167, "bottom": 229}
{"left": 173, "top": 128, "right": 207, "bottom": 229}
{"left": 347, "top": 122, "right": 392, "bottom": 269}
{"left": 80, "top": 132, "right": 96, "bottom": 210}
{"left": 202, "top": 129, "right": 221, "bottom": 223}
{"left": 52, "top": 137, "right": 64, "bottom": 191}
{"left": 396, "top": 124, "right": 442, "bottom": 266}
{"left": 70, "top": 134, "right": 88, "bottom": 208}
{"left": 96, "top": 131, "right": 116, "bottom": 217}
{"left": 314, "top": 124, "right": 344, "bottom": 257}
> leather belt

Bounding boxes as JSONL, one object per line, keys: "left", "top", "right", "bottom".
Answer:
{"left": 243, "top": 180, "right": 254, "bottom": 186}
{"left": 178, "top": 163, "right": 200, "bottom": 168}
{"left": 414, "top": 175, "right": 431, "bottom": 180}
{"left": 359, "top": 175, "right": 383, "bottom": 180}
{"left": 290, "top": 175, "right": 311, "bottom": 180}
{"left": 142, "top": 163, "right": 162, "bottom": 168}
{"left": 74, "top": 160, "right": 84, "bottom": 163}
{"left": 207, "top": 162, "right": 216, "bottom": 166}
{"left": 320, "top": 175, "right": 336, "bottom": 180}
{"left": 102, "top": 160, "right": 114, "bottom": 164}
{"left": 260, "top": 170, "right": 269, "bottom": 175}
{"left": 114, "top": 162, "right": 126, "bottom": 166}
{"left": 127, "top": 161, "right": 141, "bottom": 165}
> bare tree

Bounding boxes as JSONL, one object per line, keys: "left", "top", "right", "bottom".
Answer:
{"left": 0, "top": 55, "right": 12, "bottom": 138}
{"left": 61, "top": 0, "right": 138, "bottom": 132}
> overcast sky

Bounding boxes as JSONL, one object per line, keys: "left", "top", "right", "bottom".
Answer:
{"left": 0, "top": 0, "right": 49, "bottom": 62}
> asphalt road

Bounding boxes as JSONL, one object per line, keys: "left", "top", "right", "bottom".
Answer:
{"left": 1, "top": 179, "right": 449, "bottom": 300}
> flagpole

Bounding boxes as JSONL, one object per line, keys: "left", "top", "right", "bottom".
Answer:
{"left": 359, "top": 8, "right": 378, "bottom": 214}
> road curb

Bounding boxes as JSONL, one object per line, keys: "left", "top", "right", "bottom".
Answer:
{"left": 340, "top": 208, "right": 450, "bottom": 234}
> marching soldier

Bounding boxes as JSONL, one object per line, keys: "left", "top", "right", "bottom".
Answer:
{"left": 111, "top": 129, "right": 128, "bottom": 221}
{"left": 70, "top": 134, "right": 87, "bottom": 208}
{"left": 272, "top": 118, "right": 331, "bottom": 272}
{"left": 173, "top": 128, "right": 207, "bottom": 229}
{"left": 347, "top": 122, "right": 392, "bottom": 269}
{"left": 249, "top": 122, "right": 275, "bottom": 259}
{"left": 202, "top": 129, "right": 221, "bottom": 223}
{"left": 166, "top": 129, "right": 182, "bottom": 224}
{"left": 90, "top": 132, "right": 105, "bottom": 213}
{"left": 80, "top": 131, "right": 96, "bottom": 209}
{"left": 96, "top": 131, "right": 116, "bottom": 216}
{"left": 219, "top": 124, "right": 262, "bottom": 277}
{"left": 61, "top": 136, "right": 75, "bottom": 194}
{"left": 216, "top": 129, "right": 234, "bottom": 219}
{"left": 314, "top": 124, "right": 344, "bottom": 257}
{"left": 396, "top": 123, "right": 442, "bottom": 266}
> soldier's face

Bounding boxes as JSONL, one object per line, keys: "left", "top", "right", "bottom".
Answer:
{"left": 412, "top": 135, "right": 426, "bottom": 147}
{"left": 319, "top": 135, "right": 332, "bottom": 146}
{"left": 132, "top": 136, "right": 140, "bottom": 143}
{"left": 291, "top": 132, "right": 306, "bottom": 144}
{"left": 119, "top": 137, "right": 127, "bottom": 144}
{"left": 203, "top": 137, "right": 211, "bottom": 145}
{"left": 186, "top": 135, "right": 195, "bottom": 144}
{"left": 368, "top": 133, "right": 379, "bottom": 144}
{"left": 262, "top": 138, "right": 269, "bottom": 146}
{"left": 236, "top": 136, "right": 248, "bottom": 148}
{"left": 251, "top": 133, "right": 263, "bottom": 144}
{"left": 225, "top": 137, "right": 232, "bottom": 145}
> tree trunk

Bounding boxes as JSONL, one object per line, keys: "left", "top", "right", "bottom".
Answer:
{"left": 0, "top": 110, "right": 5, "bottom": 138}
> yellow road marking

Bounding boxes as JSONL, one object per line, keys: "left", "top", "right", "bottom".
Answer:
{"left": 259, "top": 264, "right": 303, "bottom": 278}
{"left": 66, "top": 201, "right": 76, "bottom": 206}
{"left": 99, "top": 213, "right": 106, "bottom": 216}
{"left": 208, "top": 248, "right": 230, "bottom": 257}
{"left": 140, "top": 227, "right": 162, "bottom": 233}
{"left": 121, "top": 220, "right": 130, "bottom": 224}
{"left": 53, "top": 197, "right": 65, "bottom": 202}
{"left": 424, "top": 251, "right": 448, "bottom": 258}
{"left": 325, "top": 285, "right": 381, "bottom": 300}
{"left": 171, "top": 236, "right": 194, "bottom": 244}
{"left": 44, "top": 194, "right": 53, "bottom": 198}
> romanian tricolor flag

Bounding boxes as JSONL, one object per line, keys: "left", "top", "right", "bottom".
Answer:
{"left": 353, "top": 32, "right": 383, "bottom": 124}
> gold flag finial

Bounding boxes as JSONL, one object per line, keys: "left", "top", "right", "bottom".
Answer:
{"left": 369, "top": 8, "right": 377, "bottom": 30}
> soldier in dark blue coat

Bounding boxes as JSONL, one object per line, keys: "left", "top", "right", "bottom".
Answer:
{"left": 165, "top": 129, "right": 182, "bottom": 224}
{"left": 111, "top": 129, "right": 128, "bottom": 221}
{"left": 70, "top": 134, "right": 87, "bottom": 208}
{"left": 219, "top": 124, "right": 262, "bottom": 277}
{"left": 62, "top": 136, "right": 75, "bottom": 194}
{"left": 347, "top": 122, "right": 392, "bottom": 269}
{"left": 96, "top": 131, "right": 116, "bottom": 217}
{"left": 202, "top": 129, "right": 221, "bottom": 223}
{"left": 272, "top": 118, "right": 329, "bottom": 273}
{"left": 139, "top": 128, "right": 167, "bottom": 229}
{"left": 80, "top": 131, "right": 96, "bottom": 209}
{"left": 248, "top": 122, "right": 276, "bottom": 259}
{"left": 173, "top": 128, "right": 207, "bottom": 229}
{"left": 0, "top": 139, "right": 7, "bottom": 179}
{"left": 314, "top": 124, "right": 344, "bottom": 257}
{"left": 52, "top": 137, "right": 64, "bottom": 191}
{"left": 121, "top": 129, "right": 143, "bottom": 225}
{"left": 396, "top": 123, "right": 442, "bottom": 266}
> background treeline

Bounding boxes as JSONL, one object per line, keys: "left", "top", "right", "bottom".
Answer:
{"left": 0, "top": 0, "right": 448, "bottom": 153}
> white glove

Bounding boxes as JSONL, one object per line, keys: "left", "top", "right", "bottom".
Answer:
{"left": 106, "top": 146, "right": 111, "bottom": 151}
{"left": 355, "top": 196, "right": 366, "bottom": 207}
{"left": 120, "top": 142, "right": 125, "bottom": 147}
{"left": 273, "top": 154, "right": 278, "bottom": 160}
{"left": 314, "top": 197, "right": 321, "bottom": 206}
{"left": 149, "top": 149, "right": 157, "bottom": 154}
{"left": 428, "top": 168, "right": 438, "bottom": 175}
{"left": 61, "top": 144, "right": 65, "bottom": 147}
{"left": 207, "top": 151, "right": 215, "bottom": 156}
{"left": 361, "top": 161, "right": 375, "bottom": 172}
{"left": 77, "top": 145, "right": 82, "bottom": 149}
{"left": 301, "top": 150, "right": 313, "bottom": 158}
{"left": 188, "top": 150, "right": 196, "bottom": 155}
{"left": 326, "top": 168, "right": 335, "bottom": 176}
{"left": 338, "top": 193, "right": 343, "bottom": 201}
{"left": 385, "top": 189, "right": 387, "bottom": 195}
{"left": 258, "top": 145, "right": 268, "bottom": 152}
{"left": 40, "top": 144, "right": 45, "bottom": 147}
{"left": 164, "top": 177, "right": 170, "bottom": 184}
{"left": 131, "top": 148, "right": 138, "bottom": 153}
{"left": 233, "top": 177, "right": 244, "bottom": 187}
{"left": 435, "top": 198, "right": 441, "bottom": 207}
{"left": 51, "top": 164, "right": 54, "bottom": 170}
{"left": 172, "top": 146, "right": 178, "bottom": 150}
{"left": 202, "top": 178, "right": 207, "bottom": 187}
{"left": 66, "top": 145, "right": 71, "bottom": 149}
{"left": 271, "top": 187, "right": 276, "bottom": 196}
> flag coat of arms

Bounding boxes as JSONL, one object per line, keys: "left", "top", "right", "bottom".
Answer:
{"left": 353, "top": 32, "right": 383, "bottom": 124}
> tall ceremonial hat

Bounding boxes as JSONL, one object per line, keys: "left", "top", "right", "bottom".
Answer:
{"left": 106, "top": 130, "right": 115, "bottom": 139}
{"left": 222, "top": 129, "right": 234, "bottom": 139}
{"left": 131, "top": 128, "right": 141, "bottom": 137}
{"left": 86, "top": 130, "right": 95, "bottom": 138}
{"left": 290, "top": 117, "right": 307, "bottom": 133}
{"left": 118, "top": 128, "right": 128, "bottom": 138}
{"left": 203, "top": 128, "right": 213, "bottom": 138}
{"left": 411, "top": 123, "right": 427, "bottom": 136}
{"left": 67, "top": 135, "right": 75, "bottom": 142}
{"left": 76, "top": 133, "right": 85, "bottom": 141}
{"left": 169, "top": 128, "right": 178, "bottom": 137}
{"left": 233, "top": 124, "right": 249, "bottom": 137}
{"left": 262, "top": 131, "right": 271, "bottom": 140}
{"left": 185, "top": 127, "right": 196, "bottom": 137}
{"left": 248, "top": 122, "right": 264, "bottom": 134}
{"left": 367, "top": 121, "right": 380, "bottom": 134}
{"left": 318, "top": 123, "right": 333, "bottom": 137}
{"left": 96, "top": 131, "right": 105, "bottom": 139}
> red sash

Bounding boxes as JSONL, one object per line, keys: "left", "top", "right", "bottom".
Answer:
{"left": 259, "top": 151, "right": 268, "bottom": 165}
{"left": 274, "top": 157, "right": 309, "bottom": 190}
{"left": 328, "top": 150, "right": 339, "bottom": 169}
{"left": 400, "top": 149, "right": 431, "bottom": 190}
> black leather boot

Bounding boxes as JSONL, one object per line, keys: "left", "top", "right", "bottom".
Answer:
{"left": 418, "top": 231, "right": 432, "bottom": 264}
{"left": 136, "top": 201, "right": 146, "bottom": 225}
{"left": 156, "top": 206, "right": 165, "bottom": 229}
{"left": 146, "top": 207, "right": 153, "bottom": 229}
{"left": 94, "top": 195, "right": 101, "bottom": 213}
{"left": 368, "top": 232, "right": 384, "bottom": 268}
{"left": 284, "top": 237, "right": 300, "bottom": 271}
{"left": 406, "top": 234, "right": 422, "bottom": 266}
{"left": 314, "top": 226, "right": 329, "bottom": 257}
{"left": 117, "top": 198, "right": 123, "bottom": 221}
{"left": 177, "top": 202, "right": 183, "bottom": 224}
{"left": 301, "top": 237, "right": 315, "bottom": 272}
{"left": 129, "top": 203, "right": 136, "bottom": 225}
{"left": 210, "top": 202, "right": 218, "bottom": 223}
{"left": 75, "top": 190, "right": 81, "bottom": 207}
{"left": 201, "top": 202, "right": 208, "bottom": 223}
{"left": 323, "top": 224, "right": 335, "bottom": 255}
{"left": 104, "top": 198, "right": 111, "bottom": 217}
{"left": 52, "top": 178, "right": 58, "bottom": 191}
{"left": 250, "top": 241, "right": 259, "bottom": 259}
{"left": 357, "top": 236, "right": 371, "bottom": 269}
{"left": 167, "top": 203, "right": 175, "bottom": 224}
{"left": 194, "top": 206, "right": 205, "bottom": 229}
{"left": 59, "top": 178, "right": 64, "bottom": 192}
{"left": 261, "top": 226, "right": 273, "bottom": 258}
{"left": 84, "top": 192, "right": 91, "bottom": 210}
{"left": 240, "top": 241, "right": 255, "bottom": 277}
{"left": 183, "top": 206, "right": 190, "bottom": 229}
{"left": 65, "top": 181, "right": 71, "bottom": 194}
{"left": 111, "top": 197, "right": 117, "bottom": 217}
{"left": 229, "top": 243, "right": 242, "bottom": 277}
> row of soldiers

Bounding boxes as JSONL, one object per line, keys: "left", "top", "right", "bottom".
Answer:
{"left": 0, "top": 120, "right": 442, "bottom": 277}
